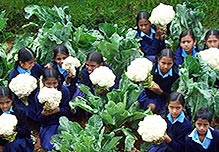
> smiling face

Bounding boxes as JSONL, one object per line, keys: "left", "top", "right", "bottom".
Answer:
{"left": 0, "top": 97, "right": 13, "bottom": 112}
{"left": 54, "top": 53, "right": 68, "bottom": 67}
{"left": 137, "top": 18, "right": 151, "bottom": 35}
{"left": 205, "top": 35, "right": 219, "bottom": 48}
{"left": 195, "top": 118, "right": 210, "bottom": 136}
{"left": 85, "top": 61, "right": 101, "bottom": 74}
{"left": 158, "top": 56, "right": 174, "bottom": 75}
{"left": 19, "top": 58, "right": 35, "bottom": 70}
{"left": 168, "top": 101, "right": 183, "bottom": 121}
{"left": 180, "top": 35, "right": 196, "bottom": 55}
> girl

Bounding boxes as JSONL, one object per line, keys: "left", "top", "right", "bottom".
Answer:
{"left": 148, "top": 92, "right": 192, "bottom": 152}
{"left": 0, "top": 87, "right": 34, "bottom": 152}
{"left": 8, "top": 47, "right": 43, "bottom": 124}
{"left": 49, "top": 44, "right": 83, "bottom": 99}
{"left": 204, "top": 29, "right": 219, "bottom": 49}
{"left": 135, "top": 11, "right": 166, "bottom": 62}
{"left": 35, "top": 67, "right": 71, "bottom": 151}
{"left": 185, "top": 107, "right": 219, "bottom": 152}
{"left": 80, "top": 51, "right": 119, "bottom": 94}
{"left": 138, "top": 48, "right": 179, "bottom": 114}
{"left": 175, "top": 29, "right": 200, "bottom": 65}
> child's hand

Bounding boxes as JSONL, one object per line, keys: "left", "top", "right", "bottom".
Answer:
{"left": 41, "top": 107, "right": 60, "bottom": 116}
{"left": 155, "top": 28, "right": 166, "bottom": 40}
{"left": 65, "top": 73, "right": 76, "bottom": 83}
{"left": 44, "top": 63, "right": 53, "bottom": 69}
{"left": 148, "top": 83, "right": 163, "bottom": 95}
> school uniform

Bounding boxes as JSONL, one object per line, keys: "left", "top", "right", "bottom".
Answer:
{"left": 185, "top": 128, "right": 219, "bottom": 152}
{"left": 0, "top": 106, "right": 34, "bottom": 152}
{"left": 149, "top": 112, "right": 192, "bottom": 152}
{"left": 36, "top": 85, "right": 71, "bottom": 150}
{"left": 175, "top": 46, "right": 200, "bottom": 66}
{"left": 8, "top": 63, "right": 43, "bottom": 122}
{"left": 136, "top": 28, "right": 166, "bottom": 62}
{"left": 138, "top": 64, "right": 179, "bottom": 114}
{"left": 80, "top": 64, "right": 120, "bottom": 94}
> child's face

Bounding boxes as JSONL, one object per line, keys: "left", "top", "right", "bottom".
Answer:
{"left": 205, "top": 35, "right": 219, "bottom": 48}
{"left": 180, "top": 35, "right": 196, "bottom": 55}
{"left": 137, "top": 18, "right": 151, "bottom": 35}
{"left": 195, "top": 118, "right": 210, "bottom": 136}
{"left": 54, "top": 53, "right": 68, "bottom": 66}
{"left": 0, "top": 97, "right": 13, "bottom": 112}
{"left": 19, "top": 58, "right": 35, "bottom": 70}
{"left": 168, "top": 101, "right": 183, "bottom": 121}
{"left": 44, "top": 77, "right": 59, "bottom": 88}
{"left": 158, "top": 56, "right": 174, "bottom": 74}
{"left": 85, "top": 61, "right": 101, "bottom": 74}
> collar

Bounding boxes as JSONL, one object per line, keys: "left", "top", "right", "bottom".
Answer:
{"left": 57, "top": 65, "right": 67, "bottom": 78}
{"left": 2, "top": 106, "right": 14, "bottom": 114}
{"left": 181, "top": 46, "right": 197, "bottom": 57}
{"left": 140, "top": 28, "right": 155, "bottom": 39}
{"left": 156, "top": 64, "right": 173, "bottom": 78}
{"left": 17, "top": 65, "right": 31, "bottom": 74}
{"left": 167, "top": 111, "right": 185, "bottom": 124}
{"left": 188, "top": 128, "right": 213, "bottom": 149}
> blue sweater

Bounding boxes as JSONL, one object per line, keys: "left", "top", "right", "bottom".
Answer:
{"left": 136, "top": 30, "right": 166, "bottom": 57}
{"left": 185, "top": 128, "right": 219, "bottom": 152}
{"left": 149, "top": 116, "right": 192, "bottom": 152}
{"left": 36, "top": 85, "right": 71, "bottom": 126}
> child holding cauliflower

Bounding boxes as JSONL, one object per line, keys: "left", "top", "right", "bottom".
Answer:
{"left": 35, "top": 67, "right": 71, "bottom": 151}
{"left": 0, "top": 87, "right": 34, "bottom": 152}
{"left": 148, "top": 92, "right": 192, "bottom": 152}
{"left": 138, "top": 48, "right": 179, "bottom": 114}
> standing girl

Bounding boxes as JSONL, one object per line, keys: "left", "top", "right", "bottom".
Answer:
{"left": 175, "top": 29, "right": 200, "bottom": 65}
{"left": 80, "top": 51, "right": 119, "bottom": 94}
{"left": 49, "top": 44, "right": 82, "bottom": 99}
{"left": 0, "top": 87, "right": 34, "bottom": 152}
{"left": 185, "top": 107, "right": 219, "bottom": 152}
{"left": 35, "top": 67, "right": 71, "bottom": 151}
{"left": 138, "top": 48, "right": 179, "bottom": 114}
{"left": 148, "top": 92, "right": 192, "bottom": 152}
{"left": 135, "top": 11, "right": 166, "bottom": 62}
{"left": 8, "top": 47, "right": 43, "bottom": 123}
{"left": 203, "top": 29, "right": 219, "bottom": 49}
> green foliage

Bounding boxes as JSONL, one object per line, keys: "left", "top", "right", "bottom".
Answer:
{"left": 168, "top": 1, "right": 205, "bottom": 50}
{"left": 51, "top": 115, "right": 122, "bottom": 152}
{"left": 173, "top": 55, "right": 219, "bottom": 118}
{"left": 70, "top": 75, "right": 151, "bottom": 150}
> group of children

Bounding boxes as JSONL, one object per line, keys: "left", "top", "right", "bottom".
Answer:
{"left": 0, "top": 9, "right": 218, "bottom": 151}
{"left": 136, "top": 11, "right": 219, "bottom": 152}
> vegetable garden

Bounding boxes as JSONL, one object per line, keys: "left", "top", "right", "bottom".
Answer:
{"left": 0, "top": 0, "right": 219, "bottom": 151}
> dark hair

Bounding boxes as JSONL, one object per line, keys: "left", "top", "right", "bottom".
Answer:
{"left": 166, "top": 92, "right": 192, "bottom": 120}
{"left": 156, "top": 48, "right": 175, "bottom": 62}
{"left": 0, "top": 86, "right": 13, "bottom": 100}
{"left": 53, "top": 44, "right": 69, "bottom": 60}
{"left": 42, "top": 68, "right": 62, "bottom": 91}
{"left": 194, "top": 107, "right": 213, "bottom": 124}
{"left": 178, "top": 30, "right": 199, "bottom": 51}
{"left": 14, "top": 47, "right": 35, "bottom": 69}
{"left": 86, "top": 51, "right": 104, "bottom": 65}
{"left": 136, "top": 11, "right": 150, "bottom": 31}
{"left": 204, "top": 29, "right": 219, "bottom": 49}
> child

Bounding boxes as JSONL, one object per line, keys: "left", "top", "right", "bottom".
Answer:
{"left": 80, "top": 51, "right": 119, "bottom": 94}
{"left": 49, "top": 44, "right": 83, "bottom": 99}
{"left": 8, "top": 47, "right": 43, "bottom": 124}
{"left": 135, "top": 11, "right": 166, "bottom": 62}
{"left": 138, "top": 48, "right": 179, "bottom": 114}
{"left": 0, "top": 87, "right": 34, "bottom": 152}
{"left": 175, "top": 29, "right": 200, "bottom": 65}
{"left": 185, "top": 107, "right": 219, "bottom": 152}
{"left": 148, "top": 92, "right": 192, "bottom": 152}
{"left": 35, "top": 67, "right": 71, "bottom": 151}
{"left": 204, "top": 29, "right": 219, "bottom": 49}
